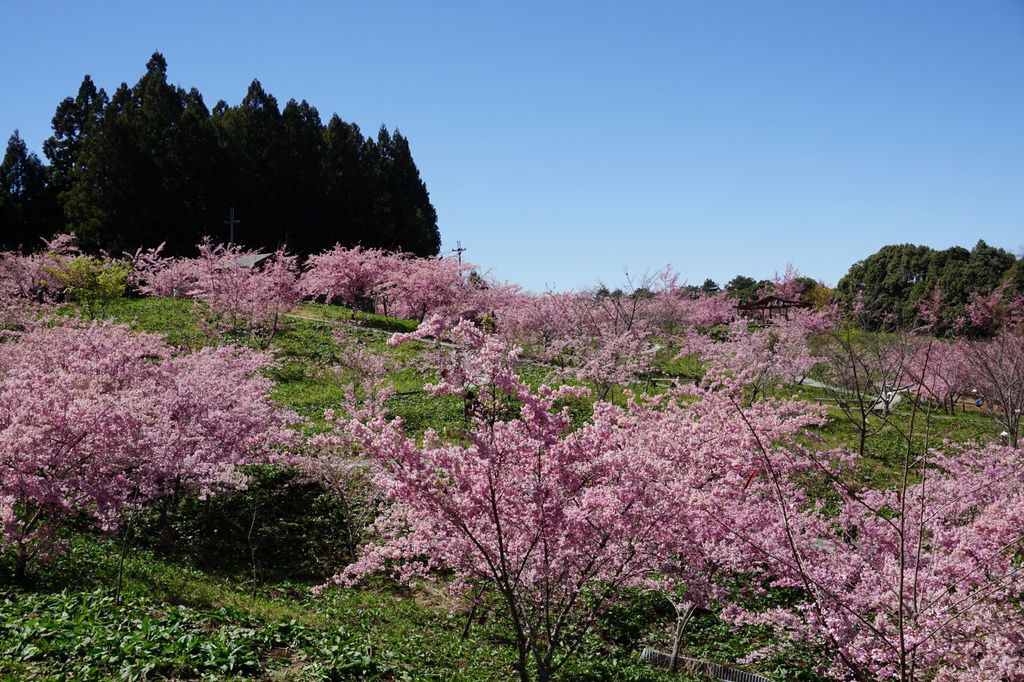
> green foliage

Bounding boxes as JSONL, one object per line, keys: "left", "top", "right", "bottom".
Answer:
{"left": 46, "top": 255, "right": 130, "bottom": 311}
{"left": 836, "top": 240, "right": 1017, "bottom": 331}
{"left": 0, "top": 533, "right": 682, "bottom": 682}
{"left": 139, "top": 465, "right": 364, "bottom": 585}
{"left": 725, "top": 275, "right": 768, "bottom": 303}
{"left": 0, "top": 589, "right": 385, "bottom": 681}
{"left": 61, "top": 296, "right": 215, "bottom": 348}
{"left": 700, "top": 278, "right": 720, "bottom": 294}
{"left": 9, "top": 53, "right": 441, "bottom": 259}
{"left": 0, "top": 130, "right": 61, "bottom": 249}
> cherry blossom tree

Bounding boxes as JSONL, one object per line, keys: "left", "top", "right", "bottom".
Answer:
{"left": 811, "top": 324, "right": 918, "bottom": 456}
{"left": 767, "top": 263, "right": 806, "bottom": 301}
{"left": 719, "top": 405, "right": 1024, "bottom": 681}
{"left": 0, "top": 233, "right": 79, "bottom": 301}
{"left": 683, "top": 317, "right": 816, "bottom": 403}
{"left": 915, "top": 283, "right": 944, "bottom": 332}
{"left": 382, "top": 254, "right": 473, "bottom": 321}
{"left": 962, "top": 326, "right": 1024, "bottom": 447}
{"left": 299, "top": 244, "right": 395, "bottom": 313}
{"left": 679, "top": 290, "right": 736, "bottom": 328}
{"left": 323, "top": 320, "right": 822, "bottom": 682}
{"left": 191, "top": 240, "right": 301, "bottom": 347}
{"left": 907, "top": 340, "right": 969, "bottom": 414}
{"left": 960, "top": 285, "right": 1021, "bottom": 335}
{"left": 129, "top": 242, "right": 203, "bottom": 298}
{"left": 0, "top": 321, "right": 296, "bottom": 580}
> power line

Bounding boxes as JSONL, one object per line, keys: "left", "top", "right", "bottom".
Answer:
{"left": 451, "top": 240, "right": 467, "bottom": 263}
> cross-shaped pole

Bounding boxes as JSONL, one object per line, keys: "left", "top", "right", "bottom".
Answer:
{"left": 224, "top": 207, "right": 241, "bottom": 246}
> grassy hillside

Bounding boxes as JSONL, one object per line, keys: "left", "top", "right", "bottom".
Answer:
{"left": 5, "top": 298, "right": 999, "bottom": 681}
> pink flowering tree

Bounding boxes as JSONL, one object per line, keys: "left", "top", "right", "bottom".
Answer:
{"left": 962, "top": 326, "right": 1024, "bottom": 447}
{"left": 683, "top": 317, "right": 816, "bottom": 403}
{"left": 190, "top": 240, "right": 301, "bottom": 347}
{"left": 0, "top": 269, "right": 39, "bottom": 334}
{"left": 719, "top": 403, "right": 1024, "bottom": 681}
{"left": 129, "top": 243, "right": 203, "bottom": 298}
{"left": 532, "top": 272, "right": 677, "bottom": 398}
{"left": 958, "top": 284, "right": 1024, "bottom": 337}
{"left": 319, "top": 318, "right": 826, "bottom": 682}
{"left": 766, "top": 263, "right": 807, "bottom": 301}
{"left": 915, "top": 283, "right": 944, "bottom": 332}
{"left": 811, "top": 324, "right": 918, "bottom": 456}
{"left": 906, "top": 340, "right": 969, "bottom": 414}
{"left": 299, "top": 244, "right": 396, "bottom": 314}
{"left": 325, "top": 325, "right": 678, "bottom": 682}
{"left": 493, "top": 291, "right": 579, "bottom": 363}
{"left": 0, "top": 233, "right": 80, "bottom": 302}
{"left": 0, "top": 321, "right": 296, "bottom": 581}
{"left": 381, "top": 254, "right": 474, "bottom": 321}
{"left": 679, "top": 290, "right": 737, "bottom": 328}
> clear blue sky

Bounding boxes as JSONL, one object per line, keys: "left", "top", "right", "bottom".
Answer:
{"left": 2, "top": 1, "right": 1022, "bottom": 291}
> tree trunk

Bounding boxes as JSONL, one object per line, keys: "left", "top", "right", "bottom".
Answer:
{"left": 669, "top": 603, "right": 696, "bottom": 672}
{"left": 114, "top": 514, "right": 134, "bottom": 604}
{"left": 515, "top": 648, "right": 531, "bottom": 682}
{"left": 14, "top": 544, "right": 28, "bottom": 585}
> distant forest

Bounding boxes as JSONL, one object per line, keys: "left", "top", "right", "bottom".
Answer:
{"left": 717, "top": 240, "right": 1024, "bottom": 334}
{"left": 0, "top": 53, "right": 440, "bottom": 257}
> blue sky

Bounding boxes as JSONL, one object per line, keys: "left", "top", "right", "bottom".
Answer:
{"left": 2, "top": 1, "right": 1022, "bottom": 291}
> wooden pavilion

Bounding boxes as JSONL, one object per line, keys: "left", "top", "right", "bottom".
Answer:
{"left": 735, "top": 295, "right": 810, "bottom": 323}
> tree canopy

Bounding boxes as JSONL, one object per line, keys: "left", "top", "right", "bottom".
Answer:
{"left": 0, "top": 53, "right": 441, "bottom": 258}
{"left": 836, "top": 240, "right": 1018, "bottom": 331}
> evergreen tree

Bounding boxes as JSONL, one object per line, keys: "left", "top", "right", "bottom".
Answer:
{"left": 212, "top": 79, "right": 288, "bottom": 249}
{"left": 724, "top": 275, "right": 761, "bottom": 303}
{"left": 280, "top": 98, "right": 326, "bottom": 254}
{"left": 0, "top": 131, "right": 59, "bottom": 249}
{"left": 43, "top": 75, "right": 106, "bottom": 200}
{"left": 322, "top": 114, "right": 370, "bottom": 248}
{"left": 700, "top": 278, "right": 720, "bottom": 294}
{"left": 9, "top": 53, "right": 442, "bottom": 257}
{"left": 380, "top": 129, "right": 440, "bottom": 256}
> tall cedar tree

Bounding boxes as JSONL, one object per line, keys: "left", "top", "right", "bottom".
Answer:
{"left": 1, "top": 52, "right": 440, "bottom": 257}
{"left": 0, "top": 131, "right": 60, "bottom": 249}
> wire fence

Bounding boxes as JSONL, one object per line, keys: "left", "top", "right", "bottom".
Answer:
{"left": 641, "top": 648, "right": 772, "bottom": 682}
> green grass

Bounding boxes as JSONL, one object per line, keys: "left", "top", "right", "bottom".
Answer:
{"left": 292, "top": 303, "right": 419, "bottom": 334}
{"left": 60, "top": 296, "right": 216, "bottom": 348}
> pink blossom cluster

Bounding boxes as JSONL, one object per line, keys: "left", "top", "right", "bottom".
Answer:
{"left": 721, "top": 441, "right": 1024, "bottom": 681}
{"left": 961, "top": 284, "right": 1024, "bottom": 335}
{"left": 298, "top": 244, "right": 394, "bottom": 311}
{"left": 682, "top": 316, "right": 820, "bottom": 401}
{"left": 129, "top": 242, "right": 204, "bottom": 298}
{"left": 0, "top": 233, "right": 80, "bottom": 301}
{"left": 131, "top": 239, "right": 301, "bottom": 346}
{"left": 191, "top": 241, "right": 301, "bottom": 346}
{"left": 0, "top": 321, "right": 296, "bottom": 569}
{"left": 907, "top": 340, "right": 970, "bottom": 413}
{"left": 300, "top": 243, "right": 521, "bottom": 324}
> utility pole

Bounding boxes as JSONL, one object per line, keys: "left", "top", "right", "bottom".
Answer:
{"left": 451, "top": 240, "right": 467, "bottom": 263}
{"left": 224, "top": 207, "right": 241, "bottom": 246}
